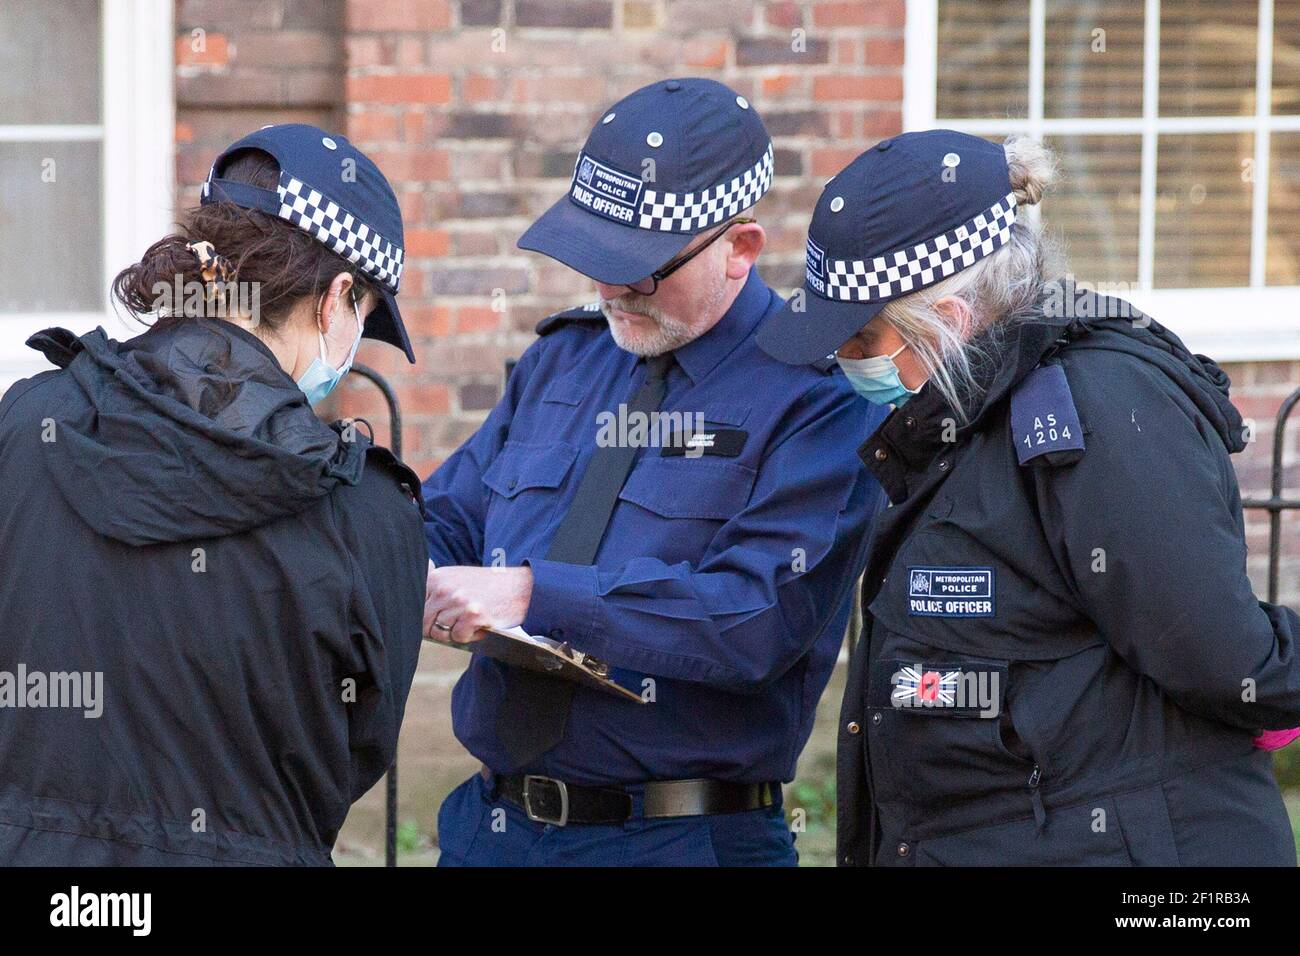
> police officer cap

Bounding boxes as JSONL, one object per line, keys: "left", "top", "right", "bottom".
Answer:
{"left": 758, "top": 129, "right": 1017, "bottom": 366}
{"left": 518, "top": 78, "right": 774, "bottom": 286}
{"left": 200, "top": 123, "right": 415, "bottom": 364}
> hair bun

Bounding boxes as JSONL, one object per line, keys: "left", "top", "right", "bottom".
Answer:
{"left": 1003, "top": 135, "right": 1059, "bottom": 207}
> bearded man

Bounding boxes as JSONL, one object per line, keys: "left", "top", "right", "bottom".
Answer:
{"left": 419, "top": 78, "right": 887, "bottom": 867}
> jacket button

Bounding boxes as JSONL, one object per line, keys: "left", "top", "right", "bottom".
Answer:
{"left": 937, "top": 460, "right": 949, "bottom": 471}
{"left": 846, "top": 721, "right": 861, "bottom": 735}
{"left": 507, "top": 477, "right": 518, "bottom": 490}
{"left": 904, "top": 416, "right": 916, "bottom": 428}
{"left": 843, "top": 853, "right": 855, "bottom": 865}
{"left": 897, "top": 842, "right": 910, "bottom": 857}
{"left": 872, "top": 712, "right": 882, "bottom": 725}
{"left": 874, "top": 448, "right": 888, "bottom": 461}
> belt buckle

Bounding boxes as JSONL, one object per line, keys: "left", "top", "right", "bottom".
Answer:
{"left": 521, "top": 774, "right": 569, "bottom": 827}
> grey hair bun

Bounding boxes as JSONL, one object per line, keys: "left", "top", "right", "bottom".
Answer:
{"left": 1004, "top": 135, "right": 1059, "bottom": 207}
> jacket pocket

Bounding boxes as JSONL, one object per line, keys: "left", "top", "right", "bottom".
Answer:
{"left": 912, "top": 796, "right": 1134, "bottom": 866}
{"left": 866, "top": 653, "right": 1029, "bottom": 810}
{"left": 1113, "top": 783, "right": 1181, "bottom": 866}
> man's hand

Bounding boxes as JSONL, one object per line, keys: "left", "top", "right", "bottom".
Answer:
{"left": 423, "top": 564, "right": 534, "bottom": 645}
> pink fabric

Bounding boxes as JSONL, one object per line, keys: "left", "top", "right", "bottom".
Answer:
{"left": 1253, "top": 728, "right": 1300, "bottom": 751}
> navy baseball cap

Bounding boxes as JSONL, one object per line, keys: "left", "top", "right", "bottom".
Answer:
{"left": 757, "top": 130, "right": 1018, "bottom": 365}
{"left": 518, "top": 78, "right": 774, "bottom": 286}
{"left": 200, "top": 123, "right": 415, "bottom": 363}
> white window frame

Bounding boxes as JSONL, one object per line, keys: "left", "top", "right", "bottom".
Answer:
{"left": 0, "top": 0, "right": 174, "bottom": 388}
{"left": 904, "top": 0, "right": 1300, "bottom": 361}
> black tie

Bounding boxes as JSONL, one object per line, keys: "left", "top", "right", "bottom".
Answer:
{"left": 496, "top": 353, "right": 674, "bottom": 766}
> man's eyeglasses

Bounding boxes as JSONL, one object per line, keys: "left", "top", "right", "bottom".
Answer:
{"left": 625, "top": 217, "right": 755, "bottom": 296}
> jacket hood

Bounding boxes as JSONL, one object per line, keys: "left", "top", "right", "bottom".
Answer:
{"left": 27, "top": 318, "right": 368, "bottom": 545}
{"left": 963, "top": 286, "right": 1246, "bottom": 455}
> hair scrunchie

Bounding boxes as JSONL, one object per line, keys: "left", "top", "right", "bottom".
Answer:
{"left": 186, "top": 240, "right": 235, "bottom": 302}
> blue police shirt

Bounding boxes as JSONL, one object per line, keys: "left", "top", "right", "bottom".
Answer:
{"left": 421, "top": 268, "right": 889, "bottom": 785}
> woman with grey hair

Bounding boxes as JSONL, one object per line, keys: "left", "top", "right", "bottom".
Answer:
{"left": 759, "top": 129, "right": 1300, "bottom": 866}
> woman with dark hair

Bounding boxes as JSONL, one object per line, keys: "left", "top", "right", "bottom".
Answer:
{"left": 759, "top": 129, "right": 1300, "bottom": 866}
{"left": 0, "top": 124, "right": 426, "bottom": 865}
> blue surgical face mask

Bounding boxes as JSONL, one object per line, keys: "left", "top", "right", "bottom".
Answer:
{"left": 836, "top": 343, "right": 922, "bottom": 407}
{"left": 297, "top": 295, "right": 364, "bottom": 406}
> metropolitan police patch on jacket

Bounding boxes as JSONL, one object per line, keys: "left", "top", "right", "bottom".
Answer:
{"left": 907, "top": 566, "right": 995, "bottom": 617}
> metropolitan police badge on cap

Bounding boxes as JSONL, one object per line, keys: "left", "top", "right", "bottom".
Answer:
{"left": 568, "top": 144, "right": 774, "bottom": 234}
{"left": 570, "top": 153, "right": 646, "bottom": 226}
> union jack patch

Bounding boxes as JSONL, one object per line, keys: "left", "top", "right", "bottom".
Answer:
{"left": 892, "top": 666, "right": 961, "bottom": 706}
{"left": 868, "top": 659, "right": 1006, "bottom": 718}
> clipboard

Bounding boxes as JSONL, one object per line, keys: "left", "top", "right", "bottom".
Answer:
{"left": 425, "top": 626, "right": 646, "bottom": 704}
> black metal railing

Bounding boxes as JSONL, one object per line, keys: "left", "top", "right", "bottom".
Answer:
{"left": 349, "top": 361, "right": 1300, "bottom": 866}
{"left": 1242, "top": 386, "right": 1300, "bottom": 606}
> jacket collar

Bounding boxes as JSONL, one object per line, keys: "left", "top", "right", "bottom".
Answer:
{"left": 859, "top": 308, "right": 1078, "bottom": 503}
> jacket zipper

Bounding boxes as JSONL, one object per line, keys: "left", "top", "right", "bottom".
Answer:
{"left": 1028, "top": 764, "right": 1047, "bottom": 832}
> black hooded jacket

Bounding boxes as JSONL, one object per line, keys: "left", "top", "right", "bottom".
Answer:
{"left": 838, "top": 291, "right": 1300, "bottom": 866}
{"left": 0, "top": 318, "right": 426, "bottom": 866}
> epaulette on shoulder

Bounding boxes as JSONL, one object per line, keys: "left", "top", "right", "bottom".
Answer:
{"left": 811, "top": 355, "right": 838, "bottom": 374}
{"left": 1009, "top": 360, "right": 1086, "bottom": 467}
{"left": 535, "top": 302, "right": 605, "bottom": 336}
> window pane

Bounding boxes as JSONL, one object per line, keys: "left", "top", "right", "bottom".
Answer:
{"left": 1267, "top": 132, "right": 1300, "bottom": 284}
{"left": 1273, "top": 0, "right": 1300, "bottom": 114}
{"left": 0, "top": 1, "right": 101, "bottom": 125}
{"left": 1154, "top": 133, "right": 1253, "bottom": 288}
{"left": 1044, "top": 1, "right": 1146, "bottom": 118}
{"left": 1043, "top": 134, "right": 1141, "bottom": 284}
{"left": 0, "top": 142, "right": 103, "bottom": 313}
{"left": 937, "top": 0, "right": 1030, "bottom": 119}
{"left": 1159, "top": 0, "right": 1258, "bottom": 117}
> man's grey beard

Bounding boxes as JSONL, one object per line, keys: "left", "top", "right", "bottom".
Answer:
{"left": 599, "top": 274, "right": 728, "bottom": 356}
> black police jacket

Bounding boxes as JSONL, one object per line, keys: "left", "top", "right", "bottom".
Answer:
{"left": 0, "top": 319, "right": 426, "bottom": 865}
{"left": 838, "top": 290, "right": 1300, "bottom": 866}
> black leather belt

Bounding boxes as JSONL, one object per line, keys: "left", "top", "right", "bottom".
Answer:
{"left": 485, "top": 768, "right": 779, "bottom": 827}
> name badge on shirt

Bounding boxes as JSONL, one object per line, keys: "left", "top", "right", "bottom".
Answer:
{"left": 907, "top": 566, "right": 995, "bottom": 617}
{"left": 660, "top": 428, "right": 747, "bottom": 458}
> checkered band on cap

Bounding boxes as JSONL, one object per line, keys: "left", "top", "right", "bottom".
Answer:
{"left": 814, "top": 192, "right": 1017, "bottom": 303}
{"left": 276, "top": 173, "right": 404, "bottom": 292}
{"left": 639, "top": 143, "right": 774, "bottom": 232}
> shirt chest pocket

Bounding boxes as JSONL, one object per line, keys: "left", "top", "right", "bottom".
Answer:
{"left": 480, "top": 441, "right": 578, "bottom": 547}
{"left": 616, "top": 457, "right": 757, "bottom": 520}
{"left": 611, "top": 457, "right": 757, "bottom": 565}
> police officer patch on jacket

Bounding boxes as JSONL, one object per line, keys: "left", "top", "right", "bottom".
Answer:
{"left": 907, "top": 566, "right": 995, "bottom": 617}
{"left": 1010, "top": 362, "right": 1085, "bottom": 466}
